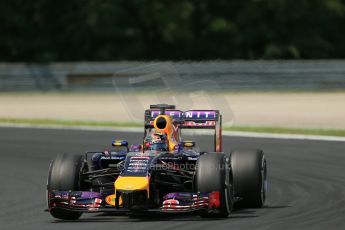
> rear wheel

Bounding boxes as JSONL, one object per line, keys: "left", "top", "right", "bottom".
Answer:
{"left": 231, "top": 149, "right": 267, "bottom": 208}
{"left": 47, "top": 153, "right": 84, "bottom": 220}
{"left": 195, "top": 153, "right": 234, "bottom": 217}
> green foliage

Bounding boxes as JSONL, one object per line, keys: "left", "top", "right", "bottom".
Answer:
{"left": 1, "top": 0, "right": 345, "bottom": 61}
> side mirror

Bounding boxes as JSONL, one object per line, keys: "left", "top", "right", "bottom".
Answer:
{"left": 182, "top": 140, "right": 195, "bottom": 148}
{"left": 112, "top": 140, "right": 129, "bottom": 152}
{"left": 112, "top": 140, "right": 128, "bottom": 147}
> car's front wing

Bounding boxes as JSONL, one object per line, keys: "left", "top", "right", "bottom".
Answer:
{"left": 47, "top": 190, "right": 221, "bottom": 214}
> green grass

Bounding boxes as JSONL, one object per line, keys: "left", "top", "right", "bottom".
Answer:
{"left": 0, "top": 117, "right": 345, "bottom": 137}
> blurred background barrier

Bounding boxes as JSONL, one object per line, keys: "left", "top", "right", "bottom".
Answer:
{"left": 1, "top": 60, "right": 345, "bottom": 92}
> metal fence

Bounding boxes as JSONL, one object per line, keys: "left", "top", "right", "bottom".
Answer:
{"left": 1, "top": 60, "right": 345, "bottom": 91}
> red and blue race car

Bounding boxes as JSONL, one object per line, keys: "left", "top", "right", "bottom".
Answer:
{"left": 46, "top": 104, "right": 267, "bottom": 219}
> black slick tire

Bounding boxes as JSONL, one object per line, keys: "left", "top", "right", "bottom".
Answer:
{"left": 47, "top": 153, "right": 83, "bottom": 220}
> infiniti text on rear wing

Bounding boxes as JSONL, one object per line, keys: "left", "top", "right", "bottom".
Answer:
{"left": 182, "top": 110, "right": 219, "bottom": 129}
{"left": 145, "top": 109, "right": 220, "bottom": 129}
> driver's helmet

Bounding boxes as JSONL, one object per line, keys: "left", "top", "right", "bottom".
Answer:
{"left": 146, "top": 129, "right": 168, "bottom": 152}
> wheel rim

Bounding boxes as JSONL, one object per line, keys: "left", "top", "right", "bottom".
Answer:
{"left": 224, "top": 155, "right": 233, "bottom": 214}
{"left": 261, "top": 158, "right": 267, "bottom": 203}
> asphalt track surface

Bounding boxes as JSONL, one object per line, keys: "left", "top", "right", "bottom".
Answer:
{"left": 1, "top": 127, "right": 345, "bottom": 230}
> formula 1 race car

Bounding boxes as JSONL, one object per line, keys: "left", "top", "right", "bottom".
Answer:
{"left": 46, "top": 104, "right": 267, "bottom": 219}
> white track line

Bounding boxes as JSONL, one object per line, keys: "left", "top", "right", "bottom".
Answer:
{"left": 1, "top": 123, "right": 345, "bottom": 142}
{"left": 222, "top": 130, "right": 345, "bottom": 142}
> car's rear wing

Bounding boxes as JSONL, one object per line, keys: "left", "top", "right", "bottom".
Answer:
{"left": 144, "top": 105, "right": 222, "bottom": 152}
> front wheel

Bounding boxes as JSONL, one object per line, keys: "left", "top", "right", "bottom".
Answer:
{"left": 231, "top": 149, "right": 267, "bottom": 208}
{"left": 47, "top": 153, "right": 84, "bottom": 220}
{"left": 195, "top": 153, "right": 234, "bottom": 217}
